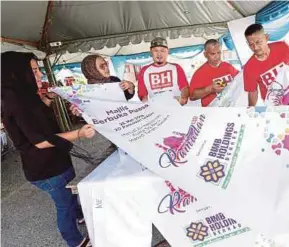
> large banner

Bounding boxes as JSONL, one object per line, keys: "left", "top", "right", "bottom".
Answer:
{"left": 52, "top": 84, "right": 289, "bottom": 239}
{"left": 78, "top": 151, "right": 288, "bottom": 247}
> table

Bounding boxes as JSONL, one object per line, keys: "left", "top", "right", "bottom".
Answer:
{"left": 66, "top": 144, "right": 117, "bottom": 194}
{"left": 76, "top": 151, "right": 289, "bottom": 247}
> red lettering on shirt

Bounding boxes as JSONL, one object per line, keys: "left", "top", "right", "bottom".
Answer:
{"left": 260, "top": 63, "right": 285, "bottom": 87}
{"left": 212, "top": 74, "right": 233, "bottom": 84}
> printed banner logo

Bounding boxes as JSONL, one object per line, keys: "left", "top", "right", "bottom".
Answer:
{"left": 186, "top": 213, "right": 250, "bottom": 247}
{"left": 199, "top": 160, "right": 225, "bottom": 184}
{"left": 157, "top": 181, "right": 197, "bottom": 215}
{"left": 187, "top": 222, "right": 209, "bottom": 241}
{"left": 197, "top": 123, "right": 245, "bottom": 188}
{"left": 158, "top": 115, "right": 206, "bottom": 168}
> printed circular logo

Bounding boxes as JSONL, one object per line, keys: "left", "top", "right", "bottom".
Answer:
{"left": 199, "top": 160, "right": 225, "bottom": 183}
{"left": 186, "top": 222, "right": 209, "bottom": 241}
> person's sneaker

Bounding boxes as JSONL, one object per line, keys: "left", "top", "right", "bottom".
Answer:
{"left": 78, "top": 237, "right": 91, "bottom": 247}
{"left": 77, "top": 218, "right": 85, "bottom": 224}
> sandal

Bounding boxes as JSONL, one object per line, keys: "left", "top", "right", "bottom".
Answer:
{"left": 78, "top": 237, "right": 91, "bottom": 247}
{"left": 77, "top": 218, "right": 85, "bottom": 224}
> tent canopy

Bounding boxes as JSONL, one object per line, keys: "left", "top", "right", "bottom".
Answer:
{"left": 1, "top": 1, "right": 270, "bottom": 56}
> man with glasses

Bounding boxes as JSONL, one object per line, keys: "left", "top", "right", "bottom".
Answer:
{"left": 243, "top": 23, "right": 289, "bottom": 106}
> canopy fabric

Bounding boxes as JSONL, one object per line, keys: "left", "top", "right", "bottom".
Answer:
{"left": 0, "top": 42, "right": 47, "bottom": 58}
{"left": 1, "top": 1, "right": 270, "bottom": 55}
{"left": 1, "top": 1, "right": 48, "bottom": 43}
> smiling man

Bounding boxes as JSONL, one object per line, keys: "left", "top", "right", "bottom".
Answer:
{"left": 243, "top": 23, "right": 289, "bottom": 106}
{"left": 137, "top": 37, "right": 189, "bottom": 105}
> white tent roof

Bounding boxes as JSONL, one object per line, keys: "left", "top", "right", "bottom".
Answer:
{"left": 1, "top": 1, "right": 270, "bottom": 55}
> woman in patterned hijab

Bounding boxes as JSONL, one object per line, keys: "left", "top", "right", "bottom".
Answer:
{"left": 70, "top": 54, "right": 135, "bottom": 116}
{"left": 81, "top": 54, "right": 135, "bottom": 99}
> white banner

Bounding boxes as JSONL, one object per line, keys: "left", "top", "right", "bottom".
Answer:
{"left": 78, "top": 151, "right": 289, "bottom": 247}
{"left": 208, "top": 72, "right": 247, "bottom": 107}
{"left": 52, "top": 85, "right": 289, "bottom": 238}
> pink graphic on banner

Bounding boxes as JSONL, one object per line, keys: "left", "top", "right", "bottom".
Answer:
{"left": 157, "top": 181, "right": 196, "bottom": 215}
{"left": 266, "top": 82, "right": 289, "bottom": 106}
{"left": 157, "top": 115, "right": 206, "bottom": 168}
{"left": 155, "top": 131, "right": 185, "bottom": 153}
{"left": 271, "top": 133, "right": 289, "bottom": 155}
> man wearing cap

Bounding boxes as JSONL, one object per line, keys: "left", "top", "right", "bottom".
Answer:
{"left": 137, "top": 37, "right": 189, "bottom": 105}
{"left": 190, "top": 39, "right": 239, "bottom": 107}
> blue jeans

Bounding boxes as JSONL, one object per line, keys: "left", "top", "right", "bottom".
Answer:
{"left": 31, "top": 167, "right": 84, "bottom": 247}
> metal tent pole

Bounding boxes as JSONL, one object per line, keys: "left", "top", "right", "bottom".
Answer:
{"left": 43, "top": 57, "right": 72, "bottom": 132}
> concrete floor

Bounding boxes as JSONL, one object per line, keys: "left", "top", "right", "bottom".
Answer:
{"left": 1, "top": 149, "right": 83, "bottom": 247}
{"left": 1, "top": 133, "right": 168, "bottom": 247}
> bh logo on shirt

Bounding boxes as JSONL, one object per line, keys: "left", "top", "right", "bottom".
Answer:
{"left": 212, "top": 74, "right": 233, "bottom": 85}
{"left": 149, "top": 70, "right": 173, "bottom": 90}
{"left": 260, "top": 62, "right": 285, "bottom": 87}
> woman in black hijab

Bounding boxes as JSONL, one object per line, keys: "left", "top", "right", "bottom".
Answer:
{"left": 1, "top": 51, "right": 94, "bottom": 247}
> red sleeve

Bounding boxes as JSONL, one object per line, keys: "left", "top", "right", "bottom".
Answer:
{"left": 137, "top": 67, "right": 148, "bottom": 99}
{"left": 229, "top": 64, "right": 239, "bottom": 78}
{"left": 175, "top": 64, "right": 189, "bottom": 90}
{"left": 243, "top": 62, "right": 258, "bottom": 92}
{"left": 189, "top": 69, "right": 203, "bottom": 95}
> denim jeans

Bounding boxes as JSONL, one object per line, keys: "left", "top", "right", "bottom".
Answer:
{"left": 31, "top": 167, "right": 84, "bottom": 247}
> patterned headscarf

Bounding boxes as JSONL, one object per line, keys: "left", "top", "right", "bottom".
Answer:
{"left": 81, "top": 54, "right": 110, "bottom": 84}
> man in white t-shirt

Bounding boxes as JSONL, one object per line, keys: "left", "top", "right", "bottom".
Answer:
{"left": 137, "top": 37, "right": 189, "bottom": 105}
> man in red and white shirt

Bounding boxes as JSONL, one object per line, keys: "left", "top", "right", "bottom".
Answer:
{"left": 137, "top": 37, "right": 189, "bottom": 105}
{"left": 243, "top": 23, "right": 289, "bottom": 106}
{"left": 190, "top": 39, "right": 239, "bottom": 107}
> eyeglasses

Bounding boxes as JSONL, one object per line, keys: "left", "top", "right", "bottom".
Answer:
{"left": 247, "top": 39, "right": 266, "bottom": 48}
{"left": 99, "top": 62, "right": 108, "bottom": 70}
